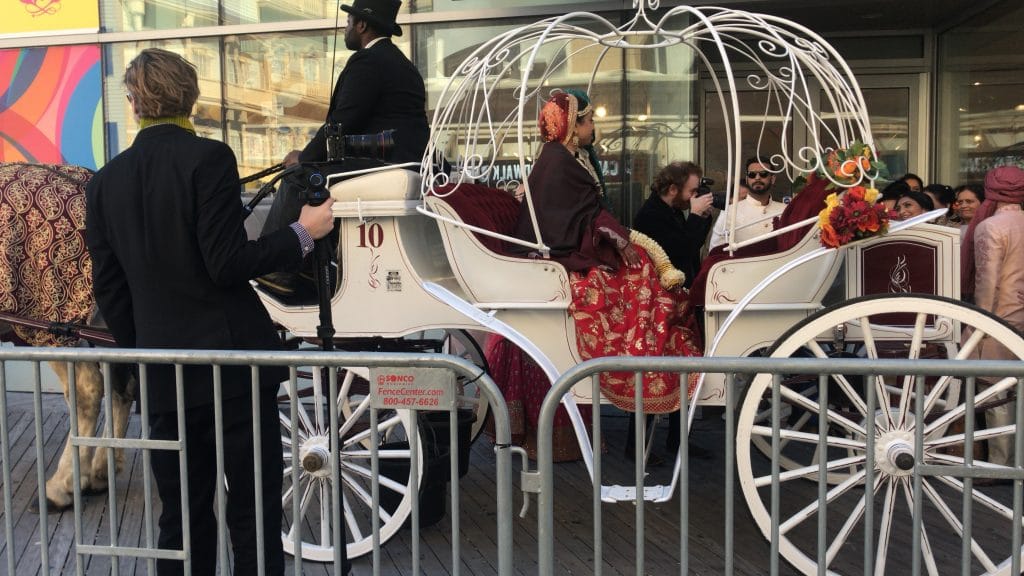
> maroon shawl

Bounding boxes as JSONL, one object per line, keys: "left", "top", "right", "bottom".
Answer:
{"left": 512, "top": 142, "right": 628, "bottom": 272}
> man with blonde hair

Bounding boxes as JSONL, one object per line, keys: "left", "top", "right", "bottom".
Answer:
{"left": 86, "top": 47, "right": 336, "bottom": 575}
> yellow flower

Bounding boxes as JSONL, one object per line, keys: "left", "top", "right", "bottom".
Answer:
{"left": 864, "top": 187, "right": 879, "bottom": 203}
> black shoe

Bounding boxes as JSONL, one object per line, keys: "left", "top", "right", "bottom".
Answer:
{"left": 255, "top": 271, "right": 298, "bottom": 296}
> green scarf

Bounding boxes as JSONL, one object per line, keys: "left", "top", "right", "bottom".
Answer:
{"left": 138, "top": 115, "right": 195, "bottom": 133}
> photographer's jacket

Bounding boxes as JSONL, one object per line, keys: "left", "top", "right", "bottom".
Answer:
{"left": 632, "top": 192, "right": 711, "bottom": 289}
{"left": 301, "top": 37, "right": 429, "bottom": 164}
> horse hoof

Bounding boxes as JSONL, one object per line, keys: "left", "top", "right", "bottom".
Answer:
{"left": 28, "top": 496, "right": 71, "bottom": 515}
{"left": 82, "top": 484, "right": 108, "bottom": 496}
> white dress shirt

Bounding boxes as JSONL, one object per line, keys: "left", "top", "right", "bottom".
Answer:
{"left": 708, "top": 194, "right": 786, "bottom": 250}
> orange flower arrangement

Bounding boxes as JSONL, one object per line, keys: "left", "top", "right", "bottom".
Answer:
{"left": 816, "top": 141, "right": 893, "bottom": 248}
{"left": 822, "top": 140, "right": 887, "bottom": 187}
{"left": 818, "top": 185, "right": 892, "bottom": 248}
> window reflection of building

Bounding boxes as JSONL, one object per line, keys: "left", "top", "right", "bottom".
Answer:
{"left": 71, "top": 1, "right": 1021, "bottom": 220}
{"left": 937, "top": 0, "right": 1024, "bottom": 186}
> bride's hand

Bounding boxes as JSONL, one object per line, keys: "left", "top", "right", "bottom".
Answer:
{"left": 619, "top": 243, "right": 641, "bottom": 269}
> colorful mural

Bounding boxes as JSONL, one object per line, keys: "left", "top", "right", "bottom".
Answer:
{"left": 0, "top": 45, "right": 103, "bottom": 168}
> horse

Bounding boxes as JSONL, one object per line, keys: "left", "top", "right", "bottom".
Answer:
{"left": 0, "top": 161, "right": 136, "bottom": 512}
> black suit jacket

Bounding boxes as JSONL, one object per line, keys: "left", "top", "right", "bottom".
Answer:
{"left": 632, "top": 193, "right": 711, "bottom": 289}
{"left": 86, "top": 125, "right": 301, "bottom": 414}
{"left": 301, "top": 38, "right": 429, "bottom": 165}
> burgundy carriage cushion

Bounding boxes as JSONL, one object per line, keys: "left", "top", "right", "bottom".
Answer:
{"left": 0, "top": 163, "right": 95, "bottom": 347}
{"left": 429, "top": 183, "right": 522, "bottom": 255}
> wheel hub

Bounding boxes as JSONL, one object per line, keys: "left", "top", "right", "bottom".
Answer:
{"left": 875, "top": 430, "right": 916, "bottom": 476}
{"left": 299, "top": 435, "right": 334, "bottom": 478}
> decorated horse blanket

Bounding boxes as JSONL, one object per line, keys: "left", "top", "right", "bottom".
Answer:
{"left": 0, "top": 162, "right": 94, "bottom": 347}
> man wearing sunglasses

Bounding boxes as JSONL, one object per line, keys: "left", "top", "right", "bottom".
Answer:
{"left": 708, "top": 156, "right": 786, "bottom": 250}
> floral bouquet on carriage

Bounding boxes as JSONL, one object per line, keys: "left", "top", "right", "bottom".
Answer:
{"left": 816, "top": 141, "right": 894, "bottom": 248}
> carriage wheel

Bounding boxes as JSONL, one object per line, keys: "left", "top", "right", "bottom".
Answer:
{"left": 748, "top": 341, "right": 962, "bottom": 484}
{"left": 736, "top": 294, "right": 1024, "bottom": 575}
{"left": 438, "top": 329, "right": 490, "bottom": 443}
{"left": 280, "top": 368, "right": 423, "bottom": 561}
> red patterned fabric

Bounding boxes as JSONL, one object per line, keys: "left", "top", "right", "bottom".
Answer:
{"left": 484, "top": 334, "right": 592, "bottom": 462}
{"left": 0, "top": 163, "right": 94, "bottom": 347}
{"left": 570, "top": 246, "right": 700, "bottom": 414}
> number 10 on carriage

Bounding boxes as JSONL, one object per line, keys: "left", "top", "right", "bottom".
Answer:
{"left": 370, "top": 367, "right": 455, "bottom": 410}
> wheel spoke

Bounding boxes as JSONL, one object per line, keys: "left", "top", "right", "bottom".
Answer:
{"left": 342, "top": 491, "right": 364, "bottom": 543}
{"left": 754, "top": 455, "right": 865, "bottom": 488}
{"left": 925, "top": 424, "right": 1016, "bottom": 451}
{"left": 341, "top": 469, "right": 394, "bottom": 524}
{"left": 874, "top": 479, "right": 898, "bottom": 576}
{"left": 779, "top": 468, "right": 867, "bottom": 535}
{"left": 343, "top": 413, "right": 404, "bottom": 449}
{"left": 956, "top": 326, "right": 987, "bottom": 360}
{"left": 312, "top": 368, "right": 327, "bottom": 433}
{"left": 858, "top": 318, "right": 896, "bottom": 429}
{"left": 278, "top": 412, "right": 309, "bottom": 441}
{"left": 826, "top": 474, "right": 883, "bottom": 566}
{"left": 899, "top": 480, "right": 940, "bottom": 576}
{"left": 933, "top": 474, "right": 1021, "bottom": 521}
{"left": 751, "top": 426, "right": 866, "bottom": 451}
{"left": 339, "top": 395, "right": 372, "bottom": 438}
{"left": 281, "top": 480, "right": 296, "bottom": 507}
{"left": 338, "top": 369, "right": 357, "bottom": 415}
{"left": 777, "top": 384, "right": 867, "bottom": 437}
{"left": 919, "top": 477, "right": 998, "bottom": 572}
{"left": 319, "top": 482, "right": 331, "bottom": 548}
{"left": 896, "top": 313, "right": 928, "bottom": 428}
{"left": 923, "top": 377, "right": 1018, "bottom": 435}
{"left": 805, "top": 340, "right": 868, "bottom": 417}
{"left": 342, "top": 460, "right": 414, "bottom": 494}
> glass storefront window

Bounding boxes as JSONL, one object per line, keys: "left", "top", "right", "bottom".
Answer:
{"left": 821, "top": 86, "right": 912, "bottom": 183}
{"left": 223, "top": 0, "right": 340, "bottom": 25}
{"left": 937, "top": 0, "right": 1024, "bottom": 187}
{"left": 101, "top": 40, "right": 223, "bottom": 159}
{"left": 101, "top": 0, "right": 217, "bottom": 32}
{"left": 409, "top": 0, "right": 620, "bottom": 14}
{"left": 223, "top": 31, "right": 412, "bottom": 178}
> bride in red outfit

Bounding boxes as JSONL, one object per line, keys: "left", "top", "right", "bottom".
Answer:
{"left": 486, "top": 89, "right": 702, "bottom": 461}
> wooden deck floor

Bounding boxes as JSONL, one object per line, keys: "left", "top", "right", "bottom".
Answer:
{"left": 2, "top": 393, "right": 1019, "bottom": 575}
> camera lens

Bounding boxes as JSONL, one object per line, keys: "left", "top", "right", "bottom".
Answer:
{"left": 342, "top": 129, "right": 395, "bottom": 160}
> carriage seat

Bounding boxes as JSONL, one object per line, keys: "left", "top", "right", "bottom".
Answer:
{"left": 329, "top": 168, "right": 421, "bottom": 217}
{"left": 426, "top": 183, "right": 571, "bottom": 308}
{"left": 701, "top": 223, "right": 841, "bottom": 311}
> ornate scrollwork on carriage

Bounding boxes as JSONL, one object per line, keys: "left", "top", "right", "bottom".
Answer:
{"left": 419, "top": 0, "right": 884, "bottom": 255}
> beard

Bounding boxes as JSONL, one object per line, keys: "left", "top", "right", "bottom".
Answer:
{"left": 344, "top": 31, "right": 360, "bottom": 51}
{"left": 747, "top": 180, "right": 772, "bottom": 194}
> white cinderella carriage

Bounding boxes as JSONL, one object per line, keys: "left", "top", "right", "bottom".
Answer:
{"left": 257, "top": 1, "right": 1024, "bottom": 573}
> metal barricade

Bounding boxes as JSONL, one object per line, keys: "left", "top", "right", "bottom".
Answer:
{"left": 530, "top": 356, "right": 1024, "bottom": 576}
{"left": 0, "top": 347, "right": 512, "bottom": 576}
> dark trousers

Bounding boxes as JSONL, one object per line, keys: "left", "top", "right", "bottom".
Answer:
{"left": 150, "top": 385, "right": 284, "bottom": 576}
{"left": 625, "top": 411, "right": 682, "bottom": 454}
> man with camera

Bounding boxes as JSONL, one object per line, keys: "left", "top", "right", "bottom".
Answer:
{"left": 258, "top": 0, "right": 428, "bottom": 295}
{"left": 708, "top": 156, "right": 786, "bottom": 250}
{"left": 632, "top": 161, "right": 713, "bottom": 289}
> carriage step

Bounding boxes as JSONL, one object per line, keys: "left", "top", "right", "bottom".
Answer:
{"left": 600, "top": 484, "right": 672, "bottom": 503}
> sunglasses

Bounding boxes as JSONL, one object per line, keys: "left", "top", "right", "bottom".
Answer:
{"left": 746, "top": 170, "right": 771, "bottom": 179}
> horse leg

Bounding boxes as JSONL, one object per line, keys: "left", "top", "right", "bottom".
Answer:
{"left": 42, "top": 361, "right": 102, "bottom": 511}
{"left": 91, "top": 363, "right": 136, "bottom": 488}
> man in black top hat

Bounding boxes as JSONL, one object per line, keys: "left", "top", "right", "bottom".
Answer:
{"left": 258, "top": 0, "right": 429, "bottom": 295}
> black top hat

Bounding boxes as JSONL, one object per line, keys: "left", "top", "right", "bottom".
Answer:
{"left": 341, "top": 0, "right": 403, "bottom": 37}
